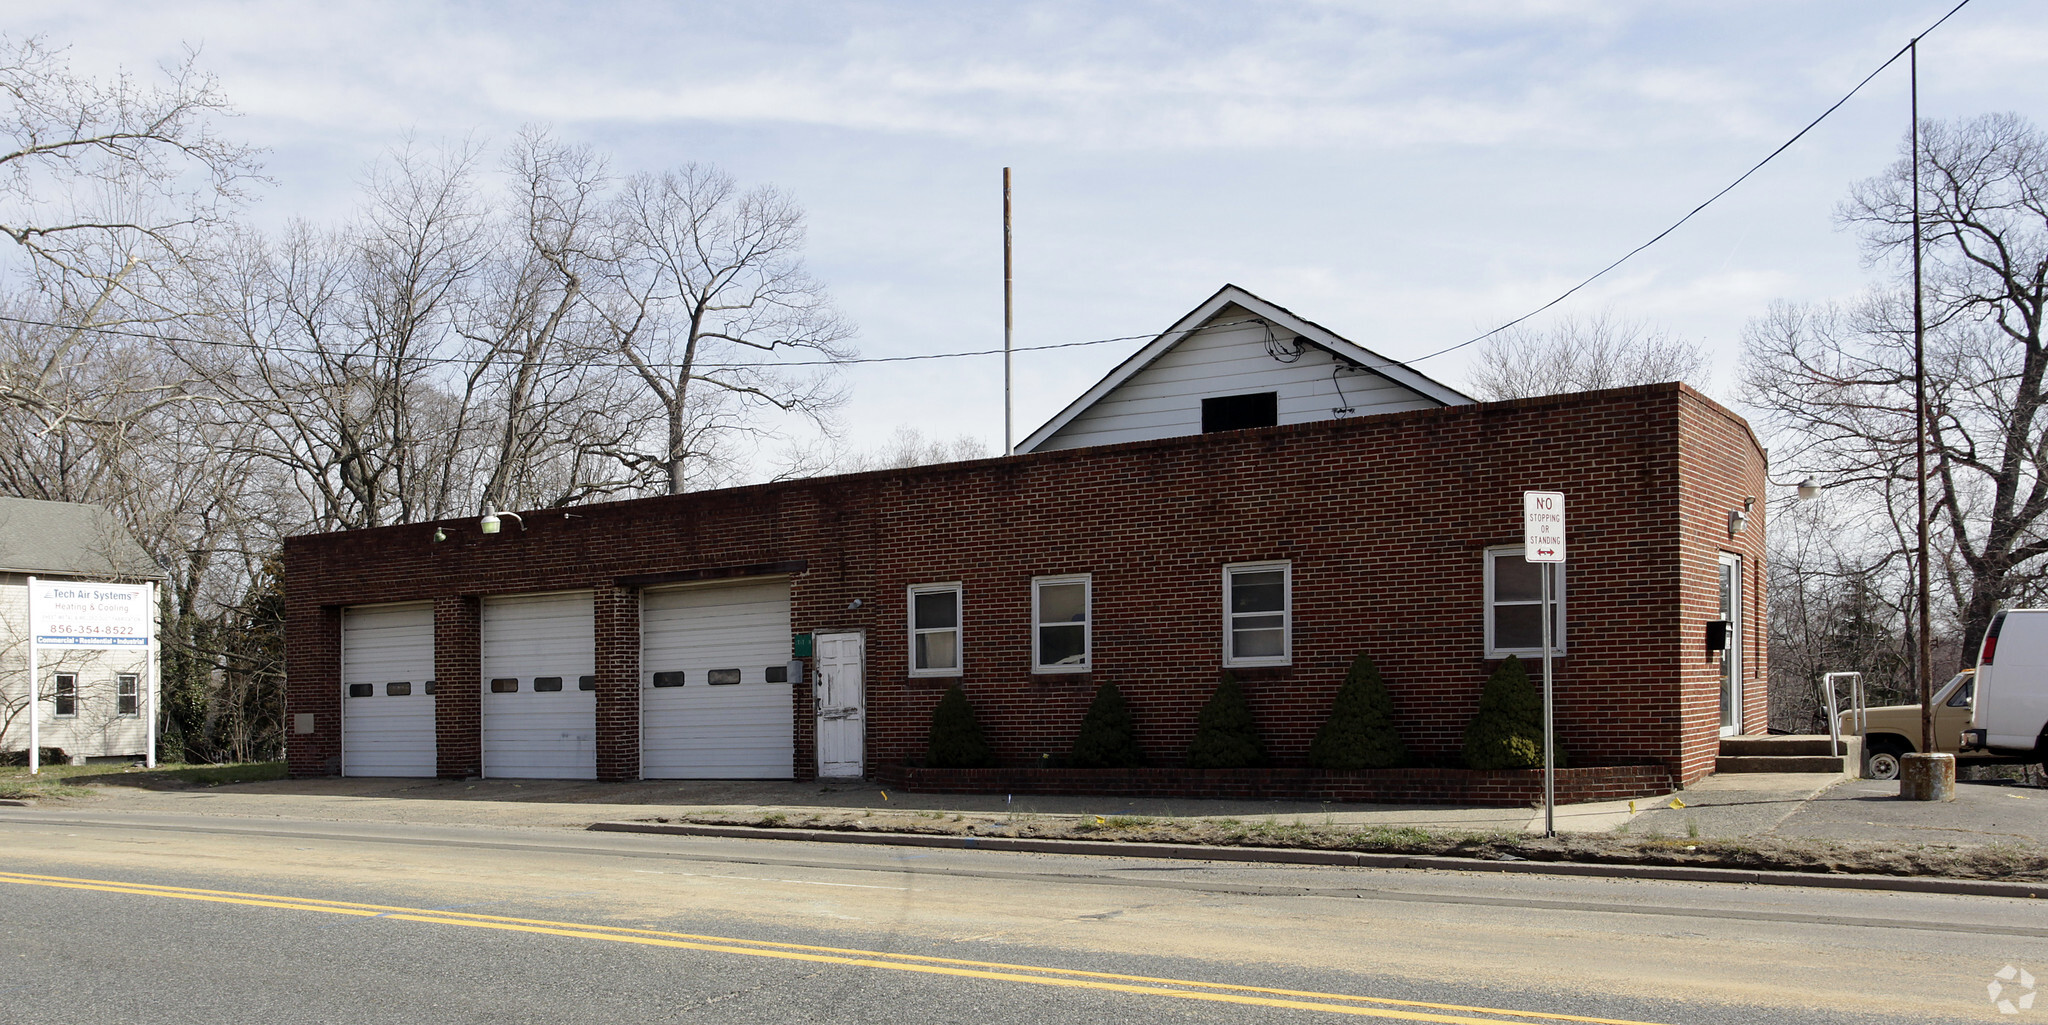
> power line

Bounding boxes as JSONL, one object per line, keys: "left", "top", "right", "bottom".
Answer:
{"left": 0, "top": 311, "right": 1261, "bottom": 371}
{"left": 0, "top": 0, "right": 1975, "bottom": 379}
{"left": 1398, "top": 0, "right": 1975, "bottom": 366}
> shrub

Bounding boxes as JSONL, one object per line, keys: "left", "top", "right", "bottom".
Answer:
{"left": 1461, "top": 655, "right": 1566, "bottom": 770}
{"left": 1069, "top": 683, "right": 1145, "bottom": 768}
{"left": 925, "top": 685, "right": 993, "bottom": 768}
{"left": 1309, "top": 652, "right": 1407, "bottom": 770}
{"left": 1186, "top": 672, "right": 1267, "bottom": 769}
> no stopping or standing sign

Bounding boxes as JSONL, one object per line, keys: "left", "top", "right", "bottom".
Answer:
{"left": 1524, "top": 491, "right": 1565, "bottom": 563}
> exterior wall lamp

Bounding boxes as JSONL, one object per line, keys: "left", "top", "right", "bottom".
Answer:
{"left": 1797, "top": 477, "right": 1822, "bottom": 501}
{"left": 1727, "top": 497, "right": 1755, "bottom": 538}
{"left": 480, "top": 509, "right": 524, "bottom": 535}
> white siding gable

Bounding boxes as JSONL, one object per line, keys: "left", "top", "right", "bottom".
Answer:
{"left": 1021, "top": 288, "right": 1469, "bottom": 454}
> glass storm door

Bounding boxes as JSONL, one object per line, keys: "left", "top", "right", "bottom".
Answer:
{"left": 1718, "top": 554, "right": 1743, "bottom": 737}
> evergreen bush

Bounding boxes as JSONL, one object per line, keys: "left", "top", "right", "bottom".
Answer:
{"left": 1068, "top": 683, "right": 1144, "bottom": 768}
{"left": 1461, "top": 655, "right": 1565, "bottom": 770}
{"left": 925, "top": 685, "right": 993, "bottom": 768}
{"left": 1185, "top": 673, "right": 1267, "bottom": 769}
{"left": 1308, "top": 652, "right": 1407, "bottom": 770}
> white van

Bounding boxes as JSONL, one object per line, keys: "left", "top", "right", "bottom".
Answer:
{"left": 1961, "top": 608, "right": 2048, "bottom": 765}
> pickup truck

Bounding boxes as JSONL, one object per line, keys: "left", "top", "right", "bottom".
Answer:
{"left": 1839, "top": 670, "right": 1981, "bottom": 780}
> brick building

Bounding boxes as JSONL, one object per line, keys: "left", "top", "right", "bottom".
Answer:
{"left": 283, "top": 381, "right": 1768, "bottom": 797}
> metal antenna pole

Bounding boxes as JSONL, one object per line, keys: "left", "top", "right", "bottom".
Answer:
{"left": 1003, "top": 167, "right": 1014, "bottom": 457}
{"left": 1911, "top": 41, "right": 1934, "bottom": 759}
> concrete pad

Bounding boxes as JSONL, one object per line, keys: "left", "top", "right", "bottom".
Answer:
{"left": 1773, "top": 777, "right": 2048, "bottom": 846}
{"left": 1625, "top": 772, "right": 1847, "bottom": 840}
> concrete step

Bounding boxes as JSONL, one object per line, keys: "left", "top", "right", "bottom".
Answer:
{"left": 1715, "top": 754, "right": 1847, "bottom": 774}
{"left": 1719, "top": 735, "right": 1839, "bottom": 757}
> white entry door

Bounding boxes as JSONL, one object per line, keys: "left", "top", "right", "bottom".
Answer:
{"left": 1718, "top": 554, "right": 1744, "bottom": 737}
{"left": 815, "top": 632, "right": 865, "bottom": 778}
{"left": 640, "top": 578, "right": 794, "bottom": 779}
{"left": 481, "top": 591, "right": 596, "bottom": 779}
{"left": 341, "top": 602, "right": 435, "bottom": 777}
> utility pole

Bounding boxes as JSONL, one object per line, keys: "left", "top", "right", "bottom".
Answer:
{"left": 1911, "top": 41, "right": 1934, "bottom": 760}
{"left": 1003, "top": 167, "right": 1014, "bottom": 457}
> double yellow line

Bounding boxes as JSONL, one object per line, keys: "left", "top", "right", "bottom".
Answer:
{"left": 0, "top": 870, "right": 1675, "bottom": 1024}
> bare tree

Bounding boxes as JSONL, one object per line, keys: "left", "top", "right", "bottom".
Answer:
{"left": 455, "top": 130, "right": 644, "bottom": 514}
{"left": 828, "top": 425, "right": 989, "bottom": 474}
{"left": 1746, "top": 112, "right": 2048, "bottom": 660}
{"left": 1467, "top": 310, "right": 1710, "bottom": 400}
{"left": 594, "top": 165, "right": 854, "bottom": 494}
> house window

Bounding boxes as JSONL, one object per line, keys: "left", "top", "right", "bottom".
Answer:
{"left": 1485, "top": 547, "right": 1565, "bottom": 658}
{"left": 117, "top": 675, "right": 140, "bottom": 716}
{"left": 1201, "top": 392, "right": 1278, "bottom": 433}
{"left": 1224, "top": 562, "right": 1291, "bottom": 666}
{"left": 1032, "top": 574, "right": 1091, "bottom": 673}
{"left": 54, "top": 673, "right": 77, "bottom": 717}
{"left": 908, "top": 583, "right": 963, "bottom": 677}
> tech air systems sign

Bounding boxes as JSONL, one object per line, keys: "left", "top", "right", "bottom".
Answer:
{"left": 31, "top": 580, "right": 152, "bottom": 648}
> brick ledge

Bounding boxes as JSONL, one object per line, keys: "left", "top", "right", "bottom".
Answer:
{"left": 874, "top": 763, "right": 1676, "bottom": 807}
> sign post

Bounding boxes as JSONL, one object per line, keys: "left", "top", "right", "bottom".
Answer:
{"left": 25, "top": 575, "right": 37, "bottom": 775}
{"left": 1523, "top": 492, "right": 1565, "bottom": 837}
{"left": 24, "top": 579, "right": 155, "bottom": 775}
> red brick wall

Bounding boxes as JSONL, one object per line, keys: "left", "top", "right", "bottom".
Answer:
{"left": 283, "top": 604, "right": 340, "bottom": 776}
{"left": 1675, "top": 389, "right": 1773, "bottom": 781}
{"left": 433, "top": 595, "right": 481, "bottom": 778}
{"left": 593, "top": 584, "right": 640, "bottom": 780}
{"left": 283, "top": 383, "right": 1767, "bottom": 788}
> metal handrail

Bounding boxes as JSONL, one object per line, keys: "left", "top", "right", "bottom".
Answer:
{"left": 1823, "top": 671, "right": 1866, "bottom": 758}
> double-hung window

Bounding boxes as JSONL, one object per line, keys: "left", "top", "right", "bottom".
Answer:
{"left": 1484, "top": 547, "right": 1565, "bottom": 658}
{"left": 1223, "top": 562, "right": 1291, "bottom": 666}
{"left": 908, "top": 583, "right": 963, "bottom": 677}
{"left": 54, "top": 673, "right": 78, "bottom": 717}
{"left": 117, "top": 674, "right": 140, "bottom": 716}
{"left": 1032, "top": 574, "right": 1091, "bottom": 672}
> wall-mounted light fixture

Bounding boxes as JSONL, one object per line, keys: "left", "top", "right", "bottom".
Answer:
{"left": 1727, "top": 508, "right": 1749, "bottom": 537}
{"left": 480, "top": 508, "right": 525, "bottom": 535}
{"left": 432, "top": 527, "right": 447, "bottom": 543}
{"left": 1797, "top": 477, "right": 1822, "bottom": 501}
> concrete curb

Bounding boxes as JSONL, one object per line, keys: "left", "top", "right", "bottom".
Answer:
{"left": 589, "top": 821, "right": 2048, "bottom": 900}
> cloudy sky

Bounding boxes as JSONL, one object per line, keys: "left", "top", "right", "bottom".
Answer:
{"left": 19, "top": 1, "right": 2048, "bottom": 458}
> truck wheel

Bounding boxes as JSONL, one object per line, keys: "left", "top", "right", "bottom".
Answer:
{"left": 1865, "top": 738, "right": 1909, "bottom": 781}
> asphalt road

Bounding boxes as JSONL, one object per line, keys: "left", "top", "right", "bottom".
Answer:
{"left": 0, "top": 808, "right": 2041, "bottom": 1024}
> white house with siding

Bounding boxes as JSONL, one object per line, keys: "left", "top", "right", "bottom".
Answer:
{"left": 0, "top": 497, "right": 161, "bottom": 764}
{"left": 1019, "top": 284, "right": 1472, "bottom": 453}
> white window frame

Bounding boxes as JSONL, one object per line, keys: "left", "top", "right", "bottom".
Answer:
{"left": 116, "top": 674, "right": 141, "bottom": 717}
{"left": 1484, "top": 546, "right": 1566, "bottom": 659}
{"left": 53, "top": 672, "right": 78, "bottom": 718}
{"left": 1222, "top": 561, "right": 1292, "bottom": 667}
{"left": 1031, "top": 574, "right": 1092, "bottom": 674}
{"left": 907, "top": 582, "right": 964, "bottom": 678}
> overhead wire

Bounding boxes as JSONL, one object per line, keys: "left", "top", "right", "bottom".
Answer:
{"left": 0, "top": 0, "right": 1976, "bottom": 378}
{"left": 0, "top": 311, "right": 1267, "bottom": 371}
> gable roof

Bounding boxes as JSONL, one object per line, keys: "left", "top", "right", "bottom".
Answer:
{"left": 0, "top": 496, "right": 162, "bottom": 580}
{"left": 1018, "top": 284, "right": 1472, "bottom": 453}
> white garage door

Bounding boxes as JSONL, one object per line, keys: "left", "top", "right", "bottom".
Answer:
{"left": 342, "top": 602, "right": 436, "bottom": 777}
{"left": 640, "top": 578, "right": 794, "bottom": 778}
{"left": 481, "top": 591, "right": 596, "bottom": 779}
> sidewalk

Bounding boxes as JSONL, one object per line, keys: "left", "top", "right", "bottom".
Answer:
{"left": 26, "top": 769, "right": 2048, "bottom": 845}
{"left": 9, "top": 769, "right": 2047, "bottom": 891}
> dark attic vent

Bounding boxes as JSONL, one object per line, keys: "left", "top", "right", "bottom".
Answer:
{"left": 1201, "top": 392, "right": 1278, "bottom": 434}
